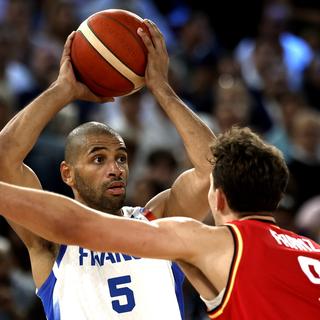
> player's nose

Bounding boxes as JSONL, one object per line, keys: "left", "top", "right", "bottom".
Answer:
{"left": 106, "top": 160, "right": 123, "bottom": 177}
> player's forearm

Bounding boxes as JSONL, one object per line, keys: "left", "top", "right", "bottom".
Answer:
{"left": 0, "top": 182, "right": 186, "bottom": 260}
{"left": 0, "top": 181, "right": 117, "bottom": 248}
{"left": 152, "top": 83, "right": 215, "bottom": 172}
{"left": 0, "top": 182, "right": 83, "bottom": 244}
{"left": 0, "top": 83, "right": 72, "bottom": 165}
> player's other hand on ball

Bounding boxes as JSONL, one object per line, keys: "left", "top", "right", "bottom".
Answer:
{"left": 54, "top": 31, "right": 115, "bottom": 104}
{"left": 137, "top": 20, "right": 169, "bottom": 93}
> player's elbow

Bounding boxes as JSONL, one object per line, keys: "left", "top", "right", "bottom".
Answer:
{"left": 0, "top": 136, "right": 10, "bottom": 166}
{"left": 0, "top": 133, "right": 22, "bottom": 167}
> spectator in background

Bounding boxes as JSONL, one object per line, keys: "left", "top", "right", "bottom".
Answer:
{"left": 264, "top": 91, "right": 308, "bottom": 161}
{"left": 18, "top": 42, "right": 60, "bottom": 107}
{"left": 214, "top": 79, "right": 252, "bottom": 132}
{"left": 200, "top": 79, "right": 252, "bottom": 134}
{"left": 235, "top": 1, "right": 313, "bottom": 92}
{"left": 0, "top": 236, "right": 21, "bottom": 320}
{"left": 144, "top": 149, "right": 178, "bottom": 187}
{"left": 290, "top": 0, "right": 320, "bottom": 31}
{"left": 2, "top": 0, "right": 34, "bottom": 65}
{"left": 286, "top": 109, "right": 320, "bottom": 212}
{"left": 303, "top": 53, "right": 320, "bottom": 110}
{"left": 172, "top": 11, "right": 221, "bottom": 113}
{"left": 0, "top": 235, "right": 37, "bottom": 320}
{"left": 6, "top": 230, "right": 38, "bottom": 319}
{"left": 235, "top": 37, "right": 288, "bottom": 134}
{"left": 97, "top": 91, "right": 145, "bottom": 145}
{"left": 36, "top": 1, "right": 79, "bottom": 52}
{"left": 0, "top": 96, "right": 13, "bottom": 130}
{"left": 295, "top": 195, "right": 320, "bottom": 243}
{"left": 0, "top": 23, "right": 33, "bottom": 109}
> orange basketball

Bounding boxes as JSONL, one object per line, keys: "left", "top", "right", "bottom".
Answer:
{"left": 71, "top": 9, "right": 148, "bottom": 97}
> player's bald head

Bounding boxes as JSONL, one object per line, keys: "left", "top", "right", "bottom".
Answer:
{"left": 64, "top": 122, "right": 122, "bottom": 164}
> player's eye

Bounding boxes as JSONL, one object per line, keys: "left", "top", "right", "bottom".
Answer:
{"left": 93, "top": 155, "right": 105, "bottom": 164}
{"left": 117, "top": 155, "right": 127, "bottom": 164}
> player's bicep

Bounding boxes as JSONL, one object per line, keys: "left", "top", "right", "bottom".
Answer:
{"left": 20, "top": 164, "right": 43, "bottom": 189}
{"left": 150, "top": 169, "right": 211, "bottom": 220}
{"left": 145, "top": 189, "right": 170, "bottom": 219}
{"left": 0, "top": 161, "right": 42, "bottom": 189}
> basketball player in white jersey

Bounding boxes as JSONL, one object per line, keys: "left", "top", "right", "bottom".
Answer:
{"left": 0, "top": 20, "right": 215, "bottom": 319}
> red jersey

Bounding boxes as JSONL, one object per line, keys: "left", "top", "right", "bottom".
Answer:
{"left": 208, "top": 219, "right": 320, "bottom": 319}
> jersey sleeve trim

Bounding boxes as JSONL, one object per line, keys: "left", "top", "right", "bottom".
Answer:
{"left": 208, "top": 224, "right": 243, "bottom": 319}
{"left": 143, "top": 208, "right": 157, "bottom": 221}
{"left": 171, "top": 262, "right": 185, "bottom": 319}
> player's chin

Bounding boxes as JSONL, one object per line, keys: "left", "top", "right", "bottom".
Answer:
{"left": 106, "top": 192, "right": 126, "bottom": 205}
{"left": 100, "top": 193, "right": 126, "bottom": 213}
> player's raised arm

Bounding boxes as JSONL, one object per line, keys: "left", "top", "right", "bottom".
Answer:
{"left": 138, "top": 20, "right": 215, "bottom": 220}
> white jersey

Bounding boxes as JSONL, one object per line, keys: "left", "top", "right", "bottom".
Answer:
{"left": 37, "top": 207, "right": 184, "bottom": 320}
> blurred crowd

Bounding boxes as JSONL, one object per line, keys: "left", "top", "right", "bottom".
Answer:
{"left": 0, "top": 0, "right": 319, "bottom": 319}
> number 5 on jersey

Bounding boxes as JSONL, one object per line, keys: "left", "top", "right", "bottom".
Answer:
{"left": 108, "top": 275, "right": 136, "bottom": 313}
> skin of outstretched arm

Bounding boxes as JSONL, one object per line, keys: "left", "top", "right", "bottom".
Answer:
{"left": 0, "top": 182, "right": 199, "bottom": 261}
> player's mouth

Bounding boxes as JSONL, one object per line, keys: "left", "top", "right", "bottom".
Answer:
{"left": 106, "top": 182, "right": 125, "bottom": 196}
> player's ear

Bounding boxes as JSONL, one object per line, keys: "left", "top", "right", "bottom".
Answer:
{"left": 60, "top": 161, "right": 75, "bottom": 187}
{"left": 216, "top": 188, "right": 227, "bottom": 212}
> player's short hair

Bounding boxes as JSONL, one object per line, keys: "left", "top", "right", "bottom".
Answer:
{"left": 210, "top": 126, "right": 289, "bottom": 214}
{"left": 64, "top": 122, "right": 122, "bottom": 164}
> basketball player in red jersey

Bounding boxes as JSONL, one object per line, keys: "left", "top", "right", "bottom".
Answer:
{"left": 1, "top": 124, "right": 319, "bottom": 319}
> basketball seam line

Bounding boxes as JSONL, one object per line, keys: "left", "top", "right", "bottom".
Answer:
{"left": 78, "top": 20, "right": 145, "bottom": 89}
{"left": 87, "top": 20, "right": 129, "bottom": 72}
{"left": 77, "top": 30, "right": 134, "bottom": 93}
{"left": 98, "top": 14, "right": 147, "bottom": 71}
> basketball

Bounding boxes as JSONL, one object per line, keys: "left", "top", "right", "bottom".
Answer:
{"left": 71, "top": 9, "right": 148, "bottom": 97}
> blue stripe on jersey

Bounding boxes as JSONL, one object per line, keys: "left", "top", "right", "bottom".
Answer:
{"left": 172, "top": 262, "right": 185, "bottom": 320}
{"left": 37, "top": 245, "right": 67, "bottom": 320}
{"left": 37, "top": 270, "right": 60, "bottom": 320}
{"left": 56, "top": 245, "right": 67, "bottom": 266}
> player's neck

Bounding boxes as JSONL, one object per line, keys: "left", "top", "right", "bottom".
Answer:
{"left": 101, "top": 208, "right": 123, "bottom": 216}
{"left": 239, "top": 214, "right": 276, "bottom": 223}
